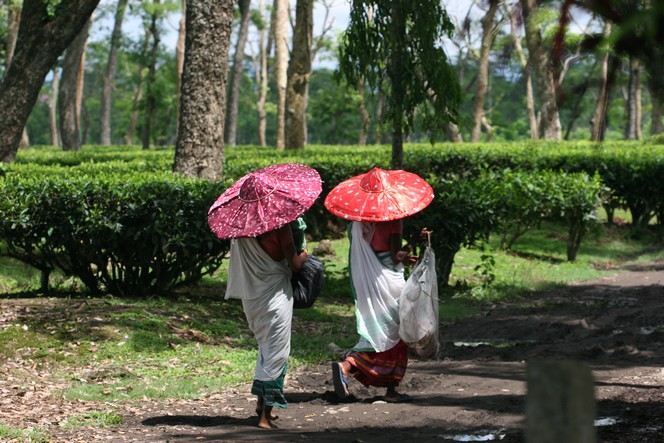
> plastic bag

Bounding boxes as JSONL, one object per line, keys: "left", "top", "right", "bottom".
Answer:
{"left": 398, "top": 245, "right": 439, "bottom": 358}
{"left": 292, "top": 255, "right": 324, "bottom": 309}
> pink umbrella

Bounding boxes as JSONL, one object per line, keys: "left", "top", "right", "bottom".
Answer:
{"left": 324, "top": 167, "right": 434, "bottom": 222}
{"left": 208, "top": 163, "right": 322, "bottom": 239}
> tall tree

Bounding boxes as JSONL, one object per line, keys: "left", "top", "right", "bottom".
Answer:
{"left": 273, "top": 0, "right": 289, "bottom": 149}
{"left": 124, "top": 30, "right": 149, "bottom": 145}
{"left": 649, "top": 80, "right": 663, "bottom": 135}
{"left": 591, "top": 21, "right": 614, "bottom": 142}
{"left": 470, "top": 0, "right": 500, "bottom": 142}
{"left": 505, "top": 2, "right": 537, "bottom": 140}
{"left": 99, "top": 0, "right": 129, "bottom": 146}
{"left": 48, "top": 66, "right": 60, "bottom": 146}
{"left": 284, "top": 0, "right": 313, "bottom": 149}
{"left": 173, "top": 0, "right": 234, "bottom": 180}
{"left": 560, "top": 0, "right": 664, "bottom": 136}
{"left": 252, "top": 0, "right": 269, "bottom": 146}
{"left": 0, "top": 0, "right": 99, "bottom": 162}
{"left": 338, "top": 0, "right": 460, "bottom": 168}
{"left": 59, "top": 17, "right": 92, "bottom": 151}
{"left": 175, "top": 0, "right": 186, "bottom": 134}
{"left": 4, "top": 2, "right": 20, "bottom": 66}
{"left": 356, "top": 77, "right": 370, "bottom": 145}
{"left": 224, "top": 0, "right": 251, "bottom": 146}
{"left": 142, "top": 0, "right": 162, "bottom": 150}
{"left": 520, "top": 0, "right": 561, "bottom": 140}
{"left": 5, "top": 2, "right": 30, "bottom": 148}
{"left": 624, "top": 54, "right": 642, "bottom": 140}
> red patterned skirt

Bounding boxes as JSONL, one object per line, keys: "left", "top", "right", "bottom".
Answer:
{"left": 345, "top": 341, "right": 408, "bottom": 388}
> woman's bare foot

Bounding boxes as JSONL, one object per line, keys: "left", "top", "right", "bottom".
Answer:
{"left": 258, "top": 406, "right": 278, "bottom": 429}
{"left": 256, "top": 398, "right": 279, "bottom": 420}
{"left": 256, "top": 408, "right": 279, "bottom": 420}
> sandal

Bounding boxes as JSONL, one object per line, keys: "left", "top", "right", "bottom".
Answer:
{"left": 332, "top": 361, "right": 349, "bottom": 400}
{"left": 384, "top": 394, "right": 412, "bottom": 403}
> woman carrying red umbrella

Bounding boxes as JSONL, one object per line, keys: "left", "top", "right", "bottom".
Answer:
{"left": 324, "top": 167, "right": 433, "bottom": 403}
{"left": 208, "top": 163, "right": 322, "bottom": 429}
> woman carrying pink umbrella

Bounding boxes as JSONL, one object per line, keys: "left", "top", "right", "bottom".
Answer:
{"left": 208, "top": 163, "right": 322, "bottom": 429}
{"left": 324, "top": 167, "right": 433, "bottom": 403}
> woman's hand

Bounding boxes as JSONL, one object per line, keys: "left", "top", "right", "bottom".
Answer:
{"left": 417, "top": 228, "right": 432, "bottom": 244}
{"left": 396, "top": 245, "right": 417, "bottom": 267}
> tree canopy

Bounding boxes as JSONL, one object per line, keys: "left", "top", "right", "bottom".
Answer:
{"left": 337, "top": 0, "right": 461, "bottom": 168}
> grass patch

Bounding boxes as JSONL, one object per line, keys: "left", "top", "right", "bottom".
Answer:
{"left": 60, "top": 411, "right": 123, "bottom": 430}
{"left": 450, "top": 221, "right": 664, "bottom": 298}
{"left": 0, "top": 424, "right": 50, "bottom": 442}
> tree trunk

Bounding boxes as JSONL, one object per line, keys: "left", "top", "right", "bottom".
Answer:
{"left": 81, "top": 97, "right": 91, "bottom": 144}
{"left": 5, "top": 7, "right": 20, "bottom": 66}
{"left": 224, "top": 0, "right": 251, "bottom": 146}
{"left": 48, "top": 67, "right": 60, "bottom": 146}
{"left": 173, "top": 0, "right": 234, "bottom": 180}
{"left": 389, "top": 1, "right": 405, "bottom": 168}
{"left": 353, "top": 0, "right": 373, "bottom": 146}
{"left": 506, "top": 3, "right": 538, "bottom": 140}
{"left": 470, "top": 0, "right": 499, "bottom": 142}
{"left": 142, "top": 0, "right": 161, "bottom": 150}
{"left": 651, "top": 83, "right": 663, "bottom": 135}
{"left": 125, "top": 71, "right": 145, "bottom": 145}
{"left": 99, "top": 0, "right": 128, "bottom": 146}
{"left": 285, "top": 0, "right": 313, "bottom": 149}
{"left": 125, "top": 26, "right": 151, "bottom": 145}
{"left": 374, "top": 90, "right": 386, "bottom": 144}
{"left": 59, "top": 17, "right": 93, "bottom": 151}
{"left": 521, "top": 0, "right": 561, "bottom": 140}
{"left": 255, "top": 0, "right": 269, "bottom": 147}
{"left": 592, "top": 22, "right": 613, "bottom": 142}
{"left": 6, "top": 6, "right": 30, "bottom": 150}
{"left": 625, "top": 55, "right": 642, "bottom": 140}
{"left": 357, "top": 78, "right": 370, "bottom": 145}
{"left": 273, "top": 0, "right": 289, "bottom": 150}
{"left": 445, "top": 123, "right": 463, "bottom": 142}
{"left": 176, "top": 0, "right": 186, "bottom": 135}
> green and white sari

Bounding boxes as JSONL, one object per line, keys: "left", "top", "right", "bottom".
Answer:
{"left": 225, "top": 237, "right": 293, "bottom": 408}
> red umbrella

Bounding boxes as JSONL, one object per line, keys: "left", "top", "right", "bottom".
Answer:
{"left": 208, "top": 163, "right": 322, "bottom": 239}
{"left": 324, "top": 167, "right": 434, "bottom": 222}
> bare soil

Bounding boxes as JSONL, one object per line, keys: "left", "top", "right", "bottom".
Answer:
{"left": 2, "top": 264, "right": 663, "bottom": 442}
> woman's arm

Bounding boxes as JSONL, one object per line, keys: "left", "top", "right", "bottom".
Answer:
{"left": 390, "top": 233, "right": 416, "bottom": 266}
{"left": 283, "top": 242, "right": 308, "bottom": 271}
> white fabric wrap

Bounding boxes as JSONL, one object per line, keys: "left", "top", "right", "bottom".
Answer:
{"left": 226, "top": 237, "right": 293, "bottom": 380}
{"left": 349, "top": 222, "right": 405, "bottom": 353}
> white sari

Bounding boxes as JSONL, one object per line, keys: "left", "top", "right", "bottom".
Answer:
{"left": 349, "top": 222, "right": 406, "bottom": 353}
{"left": 225, "top": 237, "right": 293, "bottom": 381}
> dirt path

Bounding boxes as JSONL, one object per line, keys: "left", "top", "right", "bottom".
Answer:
{"left": 7, "top": 265, "right": 664, "bottom": 442}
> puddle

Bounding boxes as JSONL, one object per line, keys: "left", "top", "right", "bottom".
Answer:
{"left": 453, "top": 341, "right": 493, "bottom": 347}
{"left": 452, "top": 339, "right": 534, "bottom": 348}
{"left": 446, "top": 431, "right": 507, "bottom": 441}
{"left": 639, "top": 326, "right": 663, "bottom": 335}
{"left": 594, "top": 417, "right": 618, "bottom": 427}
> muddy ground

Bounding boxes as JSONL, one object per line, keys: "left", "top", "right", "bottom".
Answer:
{"left": 2, "top": 264, "right": 663, "bottom": 442}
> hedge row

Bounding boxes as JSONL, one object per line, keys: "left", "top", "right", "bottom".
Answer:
{"left": 1, "top": 142, "right": 615, "bottom": 295}
{"left": 0, "top": 166, "right": 228, "bottom": 297}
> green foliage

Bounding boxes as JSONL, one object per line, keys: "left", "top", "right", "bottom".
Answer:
{"left": 0, "top": 164, "right": 229, "bottom": 297}
{"left": 307, "top": 69, "right": 365, "bottom": 145}
{"left": 407, "top": 175, "right": 497, "bottom": 285}
{"left": 3, "top": 141, "right": 663, "bottom": 292}
{"left": 338, "top": 0, "right": 461, "bottom": 165}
